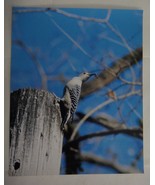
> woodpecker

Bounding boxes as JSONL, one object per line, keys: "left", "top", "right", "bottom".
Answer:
{"left": 60, "top": 72, "right": 97, "bottom": 131}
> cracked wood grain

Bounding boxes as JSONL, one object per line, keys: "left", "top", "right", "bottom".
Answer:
{"left": 9, "top": 89, "right": 63, "bottom": 176}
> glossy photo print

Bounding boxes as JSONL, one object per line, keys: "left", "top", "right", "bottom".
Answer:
{"left": 10, "top": 8, "right": 143, "bottom": 175}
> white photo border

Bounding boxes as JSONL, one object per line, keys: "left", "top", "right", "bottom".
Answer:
{"left": 4, "top": 0, "right": 150, "bottom": 185}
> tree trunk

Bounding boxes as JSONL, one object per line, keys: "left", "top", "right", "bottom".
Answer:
{"left": 9, "top": 89, "right": 63, "bottom": 176}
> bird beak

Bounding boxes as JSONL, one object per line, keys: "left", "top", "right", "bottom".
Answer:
{"left": 89, "top": 73, "right": 98, "bottom": 78}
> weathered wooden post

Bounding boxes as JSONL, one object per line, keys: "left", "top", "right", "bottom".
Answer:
{"left": 9, "top": 89, "right": 63, "bottom": 176}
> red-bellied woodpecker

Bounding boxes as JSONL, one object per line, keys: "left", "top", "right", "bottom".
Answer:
{"left": 60, "top": 72, "right": 97, "bottom": 131}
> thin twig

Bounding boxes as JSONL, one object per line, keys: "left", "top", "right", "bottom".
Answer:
{"left": 126, "top": 98, "right": 142, "bottom": 121}
{"left": 79, "top": 152, "right": 141, "bottom": 173}
{"left": 99, "top": 34, "right": 126, "bottom": 47}
{"left": 106, "top": 22, "right": 135, "bottom": 57}
{"left": 45, "top": 12, "right": 94, "bottom": 61}
{"left": 127, "top": 101, "right": 142, "bottom": 120}
{"left": 118, "top": 76, "right": 142, "bottom": 85}
{"left": 131, "top": 149, "right": 143, "bottom": 167}
{"left": 13, "top": 40, "right": 47, "bottom": 89}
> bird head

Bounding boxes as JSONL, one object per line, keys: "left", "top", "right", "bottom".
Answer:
{"left": 79, "top": 72, "right": 97, "bottom": 82}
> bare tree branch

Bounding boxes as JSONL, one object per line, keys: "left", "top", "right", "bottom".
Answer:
{"left": 79, "top": 152, "right": 141, "bottom": 173}
{"left": 13, "top": 8, "right": 48, "bottom": 13}
{"left": 70, "top": 89, "right": 142, "bottom": 140}
{"left": 81, "top": 47, "right": 142, "bottom": 98}
{"left": 76, "top": 112, "right": 127, "bottom": 130}
{"left": 64, "top": 127, "right": 142, "bottom": 151}
{"left": 14, "top": 8, "right": 111, "bottom": 23}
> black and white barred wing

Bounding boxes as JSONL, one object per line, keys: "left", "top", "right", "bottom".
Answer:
{"left": 68, "top": 85, "right": 81, "bottom": 120}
